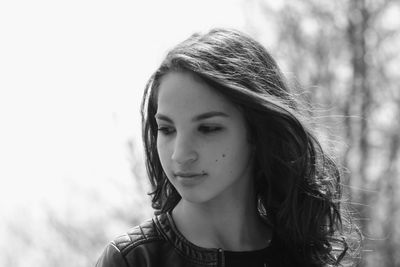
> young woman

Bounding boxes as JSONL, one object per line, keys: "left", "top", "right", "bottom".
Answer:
{"left": 96, "top": 28, "right": 360, "bottom": 266}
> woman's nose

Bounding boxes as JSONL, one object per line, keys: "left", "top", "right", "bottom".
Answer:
{"left": 171, "top": 134, "right": 198, "bottom": 165}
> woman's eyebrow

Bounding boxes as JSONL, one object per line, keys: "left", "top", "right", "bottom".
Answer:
{"left": 155, "top": 111, "right": 229, "bottom": 123}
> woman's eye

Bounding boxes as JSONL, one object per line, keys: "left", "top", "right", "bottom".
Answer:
{"left": 157, "top": 126, "right": 175, "bottom": 135}
{"left": 198, "top": 125, "right": 222, "bottom": 134}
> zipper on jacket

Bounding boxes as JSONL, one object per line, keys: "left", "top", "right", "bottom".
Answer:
{"left": 217, "top": 248, "right": 225, "bottom": 267}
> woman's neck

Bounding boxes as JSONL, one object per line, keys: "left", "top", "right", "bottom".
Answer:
{"left": 171, "top": 192, "right": 272, "bottom": 251}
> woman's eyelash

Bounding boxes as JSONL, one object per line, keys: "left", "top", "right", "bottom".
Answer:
{"left": 198, "top": 125, "right": 222, "bottom": 133}
{"left": 156, "top": 125, "right": 223, "bottom": 135}
{"left": 157, "top": 126, "right": 175, "bottom": 135}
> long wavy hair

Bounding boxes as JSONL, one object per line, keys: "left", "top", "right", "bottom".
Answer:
{"left": 141, "top": 28, "right": 359, "bottom": 266}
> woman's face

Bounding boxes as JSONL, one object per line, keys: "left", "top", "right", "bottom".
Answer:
{"left": 155, "top": 71, "right": 254, "bottom": 205}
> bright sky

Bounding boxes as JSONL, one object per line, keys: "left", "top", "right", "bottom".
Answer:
{"left": 0, "top": 0, "right": 247, "bottom": 216}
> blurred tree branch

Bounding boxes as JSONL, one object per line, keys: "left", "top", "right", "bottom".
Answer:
{"left": 246, "top": 0, "right": 400, "bottom": 265}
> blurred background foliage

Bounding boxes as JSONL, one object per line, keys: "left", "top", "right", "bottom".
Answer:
{"left": 244, "top": 0, "right": 400, "bottom": 266}
{"left": 1, "top": 0, "right": 399, "bottom": 266}
{"left": 0, "top": 139, "right": 152, "bottom": 267}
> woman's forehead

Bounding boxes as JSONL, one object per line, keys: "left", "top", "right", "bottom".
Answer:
{"left": 156, "top": 71, "right": 237, "bottom": 118}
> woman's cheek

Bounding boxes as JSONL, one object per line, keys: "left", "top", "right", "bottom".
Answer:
{"left": 213, "top": 153, "right": 227, "bottom": 163}
{"left": 208, "top": 142, "right": 229, "bottom": 165}
{"left": 157, "top": 141, "right": 170, "bottom": 165}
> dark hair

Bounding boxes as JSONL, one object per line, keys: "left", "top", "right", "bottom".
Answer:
{"left": 141, "top": 28, "right": 360, "bottom": 266}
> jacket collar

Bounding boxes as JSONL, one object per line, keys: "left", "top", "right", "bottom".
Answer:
{"left": 154, "top": 212, "right": 220, "bottom": 264}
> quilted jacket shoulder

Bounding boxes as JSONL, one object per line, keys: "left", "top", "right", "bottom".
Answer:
{"left": 112, "top": 218, "right": 163, "bottom": 255}
{"left": 99, "top": 213, "right": 264, "bottom": 266}
{"left": 96, "top": 217, "right": 167, "bottom": 267}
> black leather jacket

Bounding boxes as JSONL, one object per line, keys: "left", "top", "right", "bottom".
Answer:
{"left": 96, "top": 212, "right": 295, "bottom": 267}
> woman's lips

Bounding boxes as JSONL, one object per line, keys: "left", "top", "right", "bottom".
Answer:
{"left": 173, "top": 172, "right": 207, "bottom": 185}
{"left": 174, "top": 172, "right": 206, "bottom": 178}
